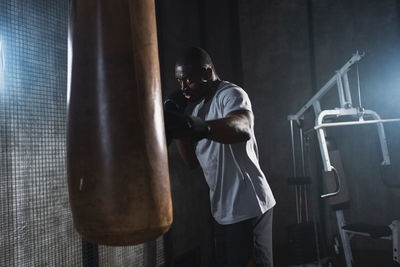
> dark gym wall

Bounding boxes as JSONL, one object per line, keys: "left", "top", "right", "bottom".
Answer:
{"left": 238, "top": 1, "right": 315, "bottom": 246}
{"left": 156, "top": 0, "right": 400, "bottom": 264}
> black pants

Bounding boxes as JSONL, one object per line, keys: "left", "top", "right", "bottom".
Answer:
{"left": 213, "top": 208, "right": 273, "bottom": 267}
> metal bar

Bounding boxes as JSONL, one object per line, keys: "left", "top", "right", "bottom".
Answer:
{"left": 361, "top": 110, "right": 391, "bottom": 166}
{"left": 337, "top": 51, "right": 363, "bottom": 75}
{"left": 300, "top": 127, "right": 306, "bottom": 177}
{"left": 292, "top": 75, "right": 338, "bottom": 121}
{"left": 299, "top": 127, "right": 305, "bottom": 223}
{"left": 357, "top": 62, "right": 363, "bottom": 108}
{"left": 341, "top": 230, "right": 392, "bottom": 240}
{"left": 336, "top": 72, "right": 346, "bottom": 108}
{"left": 342, "top": 71, "right": 353, "bottom": 107}
{"left": 391, "top": 220, "right": 400, "bottom": 264}
{"left": 299, "top": 127, "right": 307, "bottom": 222}
{"left": 313, "top": 219, "right": 321, "bottom": 266}
{"left": 314, "top": 118, "right": 400, "bottom": 130}
{"left": 316, "top": 127, "right": 332, "bottom": 172}
{"left": 336, "top": 210, "right": 354, "bottom": 267}
{"left": 313, "top": 101, "right": 322, "bottom": 117}
{"left": 321, "top": 166, "right": 341, "bottom": 198}
{"left": 299, "top": 127, "right": 309, "bottom": 222}
{"left": 315, "top": 112, "right": 397, "bottom": 166}
{"left": 290, "top": 120, "right": 297, "bottom": 177}
{"left": 290, "top": 120, "right": 300, "bottom": 223}
{"left": 315, "top": 108, "right": 353, "bottom": 172}
{"left": 289, "top": 52, "right": 363, "bottom": 121}
{"left": 299, "top": 189, "right": 302, "bottom": 224}
{"left": 314, "top": 108, "right": 398, "bottom": 171}
{"left": 305, "top": 189, "right": 309, "bottom": 221}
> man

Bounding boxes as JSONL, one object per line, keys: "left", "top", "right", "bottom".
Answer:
{"left": 165, "top": 47, "right": 275, "bottom": 267}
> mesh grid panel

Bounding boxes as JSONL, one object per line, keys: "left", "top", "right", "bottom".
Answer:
{"left": 0, "top": 0, "right": 83, "bottom": 266}
{"left": 0, "top": 1, "right": 165, "bottom": 266}
{"left": 155, "top": 237, "right": 166, "bottom": 266}
{"left": 99, "top": 243, "right": 145, "bottom": 267}
{"left": 99, "top": 237, "right": 165, "bottom": 267}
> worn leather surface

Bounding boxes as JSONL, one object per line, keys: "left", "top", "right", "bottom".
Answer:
{"left": 67, "top": 0, "right": 172, "bottom": 245}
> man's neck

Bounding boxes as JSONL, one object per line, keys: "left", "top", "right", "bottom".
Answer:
{"left": 204, "top": 79, "right": 221, "bottom": 102}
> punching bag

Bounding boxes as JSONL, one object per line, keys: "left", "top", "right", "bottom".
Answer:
{"left": 67, "top": 0, "right": 172, "bottom": 245}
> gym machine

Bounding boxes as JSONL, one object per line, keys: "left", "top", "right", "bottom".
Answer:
{"left": 287, "top": 52, "right": 400, "bottom": 266}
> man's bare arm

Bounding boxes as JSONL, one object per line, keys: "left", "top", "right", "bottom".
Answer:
{"left": 175, "top": 110, "right": 253, "bottom": 167}
{"left": 206, "top": 110, "right": 253, "bottom": 144}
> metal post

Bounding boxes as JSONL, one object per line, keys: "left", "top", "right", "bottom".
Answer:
{"left": 363, "top": 110, "right": 391, "bottom": 166}
{"left": 290, "top": 120, "right": 300, "bottom": 223}
{"left": 290, "top": 120, "right": 297, "bottom": 177}
{"left": 336, "top": 210, "right": 353, "bottom": 267}
{"left": 313, "top": 101, "right": 322, "bottom": 118}
{"left": 336, "top": 72, "right": 346, "bottom": 108}
{"left": 316, "top": 126, "right": 332, "bottom": 172}
{"left": 299, "top": 127, "right": 305, "bottom": 177}
{"left": 391, "top": 220, "right": 400, "bottom": 264}
{"left": 299, "top": 126, "right": 309, "bottom": 222}
{"left": 342, "top": 71, "right": 353, "bottom": 107}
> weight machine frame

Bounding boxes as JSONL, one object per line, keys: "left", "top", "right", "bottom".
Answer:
{"left": 287, "top": 52, "right": 400, "bottom": 266}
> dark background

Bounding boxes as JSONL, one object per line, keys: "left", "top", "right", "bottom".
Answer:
{"left": 155, "top": 0, "right": 400, "bottom": 266}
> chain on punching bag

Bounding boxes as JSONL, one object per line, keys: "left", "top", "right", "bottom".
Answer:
{"left": 67, "top": 0, "right": 172, "bottom": 245}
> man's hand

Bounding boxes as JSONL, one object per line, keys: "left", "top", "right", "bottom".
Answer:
{"left": 164, "top": 90, "right": 210, "bottom": 144}
{"left": 164, "top": 90, "right": 188, "bottom": 114}
{"left": 164, "top": 111, "right": 210, "bottom": 141}
{"left": 164, "top": 90, "right": 187, "bottom": 145}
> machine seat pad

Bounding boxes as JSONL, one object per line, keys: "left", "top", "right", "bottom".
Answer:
{"left": 342, "top": 223, "right": 392, "bottom": 239}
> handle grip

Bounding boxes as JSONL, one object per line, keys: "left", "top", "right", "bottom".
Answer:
{"left": 321, "top": 166, "right": 341, "bottom": 198}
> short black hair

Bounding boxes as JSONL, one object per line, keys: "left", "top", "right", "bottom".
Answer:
{"left": 176, "top": 47, "right": 215, "bottom": 70}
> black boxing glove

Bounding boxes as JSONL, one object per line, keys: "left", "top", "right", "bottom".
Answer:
{"left": 164, "top": 90, "right": 188, "bottom": 114}
{"left": 164, "top": 90, "right": 188, "bottom": 146}
{"left": 164, "top": 111, "right": 210, "bottom": 141}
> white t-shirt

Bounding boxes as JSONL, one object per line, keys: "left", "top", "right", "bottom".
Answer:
{"left": 191, "top": 81, "right": 276, "bottom": 225}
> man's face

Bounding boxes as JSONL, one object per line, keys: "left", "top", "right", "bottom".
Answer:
{"left": 175, "top": 64, "right": 208, "bottom": 102}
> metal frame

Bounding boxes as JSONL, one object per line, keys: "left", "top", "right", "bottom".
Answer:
{"left": 288, "top": 52, "right": 400, "bottom": 266}
{"left": 288, "top": 51, "right": 400, "bottom": 196}
{"left": 335, "top": 210, "right": 353, "bottom": 266}
{"left": 314, "top": 108, "right": 400, "bottom": 172}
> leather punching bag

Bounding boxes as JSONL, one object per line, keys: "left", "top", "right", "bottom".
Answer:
{"left": 67, "top": 0, "right": 172, "bottom": 245}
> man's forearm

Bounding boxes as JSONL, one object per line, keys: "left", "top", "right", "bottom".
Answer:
{"left": 206, "top": 111, "right": 253, "bottom": 144}
{"left": 173, "top": 110, "right": 252, "bottom": 166}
